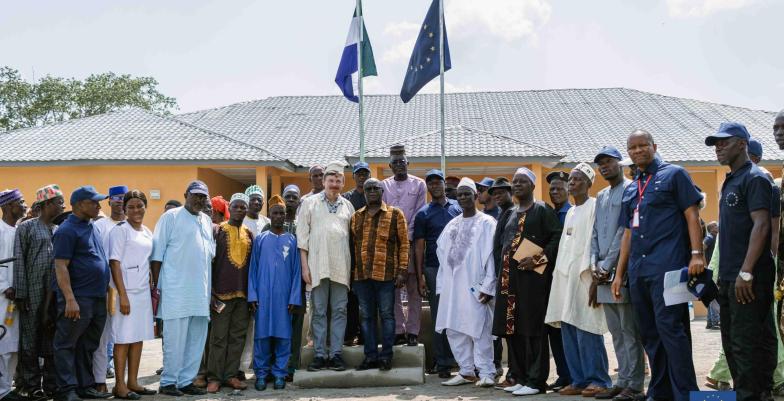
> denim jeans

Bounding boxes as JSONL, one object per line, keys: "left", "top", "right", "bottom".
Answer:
{"left": 560, "top": 322, "right": 612, "bottom": 389}
{"left": 353, "top": 279, "right": 395, "bottom": 361}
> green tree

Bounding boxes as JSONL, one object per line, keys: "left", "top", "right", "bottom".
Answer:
{"left": 0, "top": 66, "right": 177, "bottom": 131}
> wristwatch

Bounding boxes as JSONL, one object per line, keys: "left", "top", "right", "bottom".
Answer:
{"left": 738, "top": 272, "right": 753, "bottom": 282}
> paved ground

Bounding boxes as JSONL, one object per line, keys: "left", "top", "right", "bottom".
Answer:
{"left": 121, "top": 318, "right": 739, "bottom": 401}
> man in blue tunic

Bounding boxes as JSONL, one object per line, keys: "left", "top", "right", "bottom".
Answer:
{"left": 612, "top": 129, "right": 704, "bottom": 401}
{"left": 248, "top": 195, "right": 302, "bottom": 391}
{"left": 151, "top": 181, "right": 214, "bottom": 397}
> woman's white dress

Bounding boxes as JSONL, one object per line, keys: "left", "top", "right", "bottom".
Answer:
{"left": 108, "top": 222, "right": 154, "bottom": 344}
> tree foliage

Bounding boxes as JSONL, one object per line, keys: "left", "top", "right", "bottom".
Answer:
{"left": 0, "top": 66, "right": 177, "bottom": 131}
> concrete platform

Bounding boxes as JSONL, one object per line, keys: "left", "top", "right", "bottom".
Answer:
{"left": 293, "top": 344, "right": 425, "bottom": 388}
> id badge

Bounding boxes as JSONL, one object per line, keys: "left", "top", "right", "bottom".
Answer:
{"left": 632, "top": 208, "right": 640, "bottom": 228}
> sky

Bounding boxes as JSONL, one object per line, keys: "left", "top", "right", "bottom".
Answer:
{"left": 1, "top": 0, "right": 782, "bottom": 114}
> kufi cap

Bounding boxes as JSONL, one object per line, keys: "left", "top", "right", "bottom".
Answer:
{"left": 390, "top": 144, "right": 406, "bottom": 155}
{"left": 309, "top": 164, "right": 324, "bottom": 174}
{"left": 283, "top": 184, "right": 301, "bottom": 196}
{"left": 515, "top": 167, "right": 537, "bottom": 184}
{"left": 230, "top": 193, "right": 249, "bottom": 205}
{"left": 572, "top": 162, "right": 596, "bottom": 184}
{"left": 268, "top": 194, "right": 285, "bottom": 209}
{"left": 0, "top": 189, "right": 23, "bottom": 207}
{"left": 324, "top": 160, "right": 347, "bottom": 175}
{"left": 36, "top": 184, "right": 63, "bottom": 204}
{"left": 245, "top": 184, "right": 265, "bottom": 199}
{"left": 108, "top": 186, "right": 129, "bottom": 201}
{"left": 457, "top": 177, "right": 477, "bottom": 194}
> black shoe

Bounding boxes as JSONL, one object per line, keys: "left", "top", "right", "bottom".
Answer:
{"left": 548, "top": 378, "right": 570, "bottom": 391}
{"left": 307, "top": 356, "right": 328, "bottom": 371}
{"left": 273, "top": 377, "right": 286, "bottom": 390}
{"left": 356, "top": 358, "right": 378, "bottom": 371}
{"left": 378, "top": 359, "right": 392, "bottom": 371}
{"left": 438, "top": 370, "right": 452, "bottom": 379}
{"left": 157, "top": 386, "right": 182, "bottom": 397}
{"left": 328, "top": 355, "right": 346, "bottom": 371}
{"left": 394, "top": 334, "right": 407, "bottom": 345}
{"left": 406, "top": 334, "right": 418, "bottom": 346}
{"left": 236, "top": 371, "right": 247, "bottom": 381}
{"left": 76, "top": 388, "right": 111, "bottom": 399}
{"left": 1, "top": 392, "right": 29, "bottom": 401}
{"left": 178, "top": 384, "right": 206, "bottom": 396}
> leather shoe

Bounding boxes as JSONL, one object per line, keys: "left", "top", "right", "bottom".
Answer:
{"left": 356, "top": 358, "right": 378, "bottom": 371}
{"left": 438, "top": 370, "right": 452, "bottom": 379}
{"left": 226, "top": 378, "right": 247, "bottom": 390}
{"left": 394, "top": 334, "right": 407, "bottom": 345}
{"left": 558, "top": 385, "right": 585, "bottom": 396}
{"left": 613, "top": 388, "right": 644, "bottom": 401}
{"left": 378, "top": 359, "right": 392, "bottom": 371}
{"left": 549, "top": 378, "right": 570, "bottom": 392}
{"left": 273, "top": 377, "right": 286, "bottom": 390}
{"left": 76, "top": 388, "right": 111, "bottom": 399}
{"left": 178, "top": 384, "right": 206, "bottom": 396}
{"left": 192, "top": 376, "right": 207, "bottom": 388}
{"left": 582, "top": 385, "right": 608, "bottom": 397}
{"left": 406, "top": 334, "right": 418, "bottom": 346}
{"left": 595, "top": 386, "right": 624, "bottom": 399}
{"left": 157, "top": 385, "right": 182, "bottom": 397}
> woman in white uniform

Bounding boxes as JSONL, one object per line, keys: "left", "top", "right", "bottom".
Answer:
{"left": 107, "top": 190, "right": 155, "bottom": 400}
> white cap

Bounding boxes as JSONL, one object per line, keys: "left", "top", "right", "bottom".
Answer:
{"left": 457, "top": 177, "right": 477, "bottom": 193}
{"left": 572, "top": 162, "right": 596, "bottom": 184}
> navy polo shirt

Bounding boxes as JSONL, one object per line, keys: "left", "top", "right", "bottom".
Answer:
{"left": 413, "top": 198, "right": 462, "bottom": 268}
{"left": 718, "top": 161, "right": 775, "bottom": 282}
{"left": 619, "top": 159, "right": 703, "bottom": 278}
{"left": 484, "top": 206, "right": 501, "bottom": 221}
{"left": 52, "top": 214, "right": 110, "bottom": 298}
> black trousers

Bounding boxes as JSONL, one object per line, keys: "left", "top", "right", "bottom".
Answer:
{"left": 344, "top": 289, "right": 362, "bottom": 343}
{"left": 718, "top": 280, "right": 777, "bottom": 401}
{"left": 53, "top": 296, "right": 106, "bottom": 395}
{"left": 507, "top": 333, "right": 549, "bottom": 391}
{"left": 16, "top": 349, "right": 57, "bottom": 394}
{"left": 546, "top": 325, "right": 570, "bottom": 383}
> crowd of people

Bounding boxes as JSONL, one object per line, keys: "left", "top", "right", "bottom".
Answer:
{"left": 1, "top": 110, "right": 784, "bottom": 401}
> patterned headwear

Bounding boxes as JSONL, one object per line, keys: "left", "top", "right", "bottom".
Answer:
{"left": 572, "top": 162, "right": 596, "bottom": 184}
{"left": 244, "top": 185, "right": 265, "bottom": 199}
{"left": 0, "top": 189, "right": 22, "bottom": 207}
{"left": 514, "top": 167, "right": 537, "bottom": 184}
{"left": 36, "top": 184, "right": 63, "bottom": 204}
{"left": 108, "top": 185, "right": 129, "bottom": 201}
{"left": 211, "top": 196, "right": 229, "bottom": 218}
{"left": 230, "top": 193, "right": 249, "bottom": 205}
{"left": 457, "top": 177, "right": 477, "bottom": 194}
{"left": 283, "top": 184, "right": 300, "bottom": 196}
{"left": 268, "top": 195, "right": 285, "bottom": 209}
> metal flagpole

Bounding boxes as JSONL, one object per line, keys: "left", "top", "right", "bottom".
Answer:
{"left": 357, "top": 0, "right": 366, "bottom": 162}
{"left": 438, "top": 0, "right": 446, "bottom": 173}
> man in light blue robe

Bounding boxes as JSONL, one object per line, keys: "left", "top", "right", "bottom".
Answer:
{"left": 150, "top": 181, "right": 215, "bottom": 396}
{"left": 248, "top": 196, "right": 302, "bottom": 391}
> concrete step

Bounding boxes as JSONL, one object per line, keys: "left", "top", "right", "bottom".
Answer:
{"left": 294, "top": 344, "right": 425, "bottom": 388}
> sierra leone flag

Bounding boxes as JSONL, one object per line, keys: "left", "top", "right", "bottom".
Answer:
{"left": 335, "top": 8, "right": 377, "bottom": 103}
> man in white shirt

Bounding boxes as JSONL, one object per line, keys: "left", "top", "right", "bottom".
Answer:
{"left": 0, "top": 189, "right": 26, "bottom": 401}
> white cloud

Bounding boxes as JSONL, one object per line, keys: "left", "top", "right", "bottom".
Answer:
{"left": 666, "top": 0, "right": 753, "bottom": 17}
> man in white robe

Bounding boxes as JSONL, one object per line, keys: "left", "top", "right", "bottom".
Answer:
{"left": 545, "top": 162, "right": 611, "bottom": 397}
{"left": 435, "top": 178, "right": 497, "bottom": 388}
{"left": 1, "top": 189, "right": 26, "bottom": 401}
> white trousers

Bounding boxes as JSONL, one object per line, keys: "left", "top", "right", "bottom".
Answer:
{"left": 0, "top": 352, "right": 18, "bottom": 398}
{"left": 92, "top": 315, "right": 112, "bottom": 383}
{"left": 239, "top": 319, "right": 254, "bottom": 371}
{"left": 446, "top": 328, "right": 495, "bottom": 380}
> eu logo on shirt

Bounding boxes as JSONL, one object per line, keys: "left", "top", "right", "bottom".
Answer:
{"left": 690, "top": 391, "right": 735, "bottom": 401}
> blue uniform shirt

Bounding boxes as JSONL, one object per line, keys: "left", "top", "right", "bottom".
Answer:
{"left": 718, "top": 161, "right": 775, "bottom": 282}
{"left": 413, "top": 199, "right": 462, "bottom": 268}
{"left": 619, "top": 158, "right": 702, "bottom": 278}
{"left": 555, "top": 203, "right": 572, "bottom": 226}
{"left": 52, "top": 214, "right": 110, "bottom": 298}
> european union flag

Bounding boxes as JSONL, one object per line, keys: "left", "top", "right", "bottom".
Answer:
{"left": 399, "top": 0, "right": 451, "bottom": 103}
{"left": 690, "top": 391, "right": 736, "bottom": 401}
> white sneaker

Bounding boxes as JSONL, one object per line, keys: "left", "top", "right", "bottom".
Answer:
{"left": 476, "top": 377, "right": 495, "bottom": 388}
{"left": 512, "top": 386, "right": 540, "bottom": 396}
{"left": 504, "top": 384, "right": 523, "bottom": 392}
{"left": 442, "top": 375, "right": 476, "bottom": 386}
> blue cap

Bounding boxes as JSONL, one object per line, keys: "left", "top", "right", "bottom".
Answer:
{"left": 705, "top": 122, "right": 750, "bottom": 146}
{"left": 680, "top": 267, "right": 718, "bottom": 308}
{"left": 186, "top": 180, "right": 209, "bottom": 196}
{"left": 748, "top": 138, "right": 763, "bottom": 158}
{"left": 425, "top": 169, "right": 445, "bottom": 182}
{"left": 108, "top": 185, "right": 129, "bottom": 200}
{"left": 477, "top": 177, "right": 495, "bottom": 188}
{"left": 593, "top": 146, "right": 623, "bottom": 163}
{"left": 352, "top": 161, "right": 370, "bottom": 173}
{"left": 70, "top": 185, "right": 108, "bottom": 206}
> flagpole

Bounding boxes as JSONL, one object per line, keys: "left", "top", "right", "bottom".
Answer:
{"left": 357, "top": 0, "right": 366, "bottom": 162}
{"left": 438, "top": 0, "right": 445, "bottom": 173}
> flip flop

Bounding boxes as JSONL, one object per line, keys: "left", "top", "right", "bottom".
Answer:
{"left": 128, "top": 388, "right": 156, "bottom": 395}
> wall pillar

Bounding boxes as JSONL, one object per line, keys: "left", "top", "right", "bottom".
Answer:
{"left": 256, "top": 166, "right": 269, "bottom": 216}
{"left": 531, "top": 164, "right": 544, "bottom": 201}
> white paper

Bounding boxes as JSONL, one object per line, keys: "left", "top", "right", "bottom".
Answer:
{"left": 663, "top": 269, "right": 697, "bottom": 306}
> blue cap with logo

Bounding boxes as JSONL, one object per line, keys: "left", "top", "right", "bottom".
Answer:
{"left": 705, "top": 122, "right": 750, "bottom": 146}
{"left": 353, "top": 161, "right": 370, "bottom": 174}
{"left": 593, "top": 146, "right": 623, "bottom": 163}
{"left": 425, "top": 169, "right": 445, "bottom": 182}
{"left": 680, "top": 267, "right": 718, "bottom": 308}
{"left": 748, "top": 138, "right": 763, "bottom": 158}
{"left": 477, "top": 177, "right": 495, "bottom": 188}
{"left": 108, "top": 185, "right": 129, "bottom": 201}
{"left": 186, "top": 180, "right": 210, "bottom": 196}
{"left": 70, "top": 185, "right": 108, "bottom": 206}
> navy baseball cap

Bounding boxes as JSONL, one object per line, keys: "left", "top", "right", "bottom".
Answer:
{"left": 748, "top": 138, "right": 763, "bottom": 158}
{"left": 680, "top": 267, "right": 718, "bottom": 308}
{"left": 477, "top": 177, "right": 495, "bottom": 188}
{"left": 593, "top": 146, "right": 623, "bottom": 163}
{"left": 186, "top": 180, "right": 209, "bottom": 196}
{"left": 425, "top": 169, "right": 445, "bottom": 182}
{"left": 70, "top": 186, "right": 108, "bottom": 206}
{"left": 705, "top": 122, "right": 750, "bottom": 146}
{"left": 352, "top": 161, "right": 370, "bottom": 173}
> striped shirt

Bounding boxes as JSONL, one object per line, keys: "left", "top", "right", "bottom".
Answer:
{"left": 350, "top": 203, "right": 409, "bottom": 282}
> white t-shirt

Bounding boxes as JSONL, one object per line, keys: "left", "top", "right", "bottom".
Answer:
{"left": 108, "top": 222, "right": 153, "bottom": 293}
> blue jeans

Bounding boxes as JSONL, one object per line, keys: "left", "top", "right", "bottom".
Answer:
{"left": 353, "top": 279, "right": 395, "bottom": 361}
{"left": 560, "top": 322, "right": 611, "bottom": 389}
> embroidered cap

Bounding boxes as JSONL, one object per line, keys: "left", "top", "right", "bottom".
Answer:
{"left": 572, "top": 162, "right": 596, "bottom": 184}
{"left": 230, "top": 193, "right": 249, "bottom": 205}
